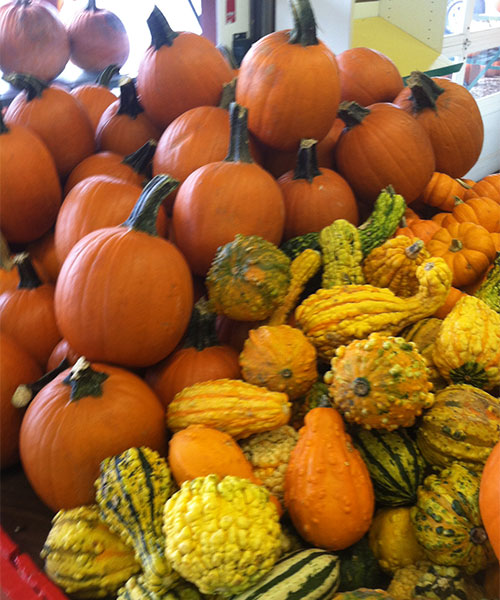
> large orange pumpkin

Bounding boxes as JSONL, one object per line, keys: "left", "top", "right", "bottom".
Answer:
{"left": 26, "top": 230, "right": 60, "bottom": 285}
{"left": 54, "top": 176, "right": 193, "bottom": 368}
{"left": 393, "top": 71, "right": 484, "bottom": 178}
{"left": 479, "top": 441, "right": 500, "bottom": 561}
{"left": 335, "top": 101, "right": 435, "bottom": 206}
{"left": 235, "top": 0, "right": 341, "bottom": 151}
{"left": 19, "top": 358, "right": 167, "bottom": 511}
{"left": 136, "top": 6, "right": 233, "bottom": 129}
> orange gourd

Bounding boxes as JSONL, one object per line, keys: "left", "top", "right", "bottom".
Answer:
{"left": 285, "top": 407, "right": 375, "bottom": 551}
{"left": 395, "top": 218, "right": 441, "bottom": 244}
{"left": 479, "top": 440, "right": 500, "bottom": 561}
{"left": 464, "top": 173, "right": 500, "bottom": 203}
{"left": 433, "top": 286, "right": 466, "bottom": 319}
{"left": 442, "top": 197, "right": 500, "bottom": 233}
{"left": 419, "top": 171, "right": 472, "bottom": 212}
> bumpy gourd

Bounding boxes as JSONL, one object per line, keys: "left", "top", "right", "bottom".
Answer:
{"left": 206, "top": 234, "right": 291, "bottom": 321}
{"left": 325, "top": 333, "right": 434, "bottom": 430}
{"left": 363, "top": 236, "right": 431, "bottom": 297}
{"left": 475, "top": 254, "right": 500, "bottom": 313}
{"left": 401, "top": 318, "right": 445, "bottom": 390}
{"left": 116, "top": 575, "right": 203, "bottom": 600}
{"left": 163, "top": 474, "right": 281, "bottom": 596}
{"left": 295, "top": 258, "right": 452, "bottom": 359}
{"left": 290, "top": 380, "right": 333, "bottom": 429}
{"left": 166, "top": 378, "right": 291, "bottom": 439}
{"left": 416, "top": 384, "right": 500, "bottom": 471}
{"left": 411, "top": 462, "right": 496, "bottom": 574}
{"left": 280, "top": 232, "right": 321, "bottom": 260}
{"left": 41, "top": 505, "right": 140, "bottom": 599}
{"left": 95, "top": 447, "right": 177, "bottom": 596}
{"left": 351, "top": 428, "right": 426, "bottom": 506}
{"left": 432, "top": 296, "right": 500, "bottom": 390}
{"left": 319, "top": 219, "right": 364, "bottom": 287}
{"left": 239, "top": 325, "right": 318, "bottom": 399}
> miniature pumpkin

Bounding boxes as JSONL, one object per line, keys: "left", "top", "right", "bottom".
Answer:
{"left": 418, "top": 171, "right": 471, "bottom": 212}
{"left": 395, "top": 219, "right": 441, "bottom": 245}
{"left": 480, "top": 440, "right": 500, "bottom": 560}
{"left": 464, "top": 173, "right": 500, "bottom": 203}
{"left": 442, "top": 196, "right": 500, "bottom": 233}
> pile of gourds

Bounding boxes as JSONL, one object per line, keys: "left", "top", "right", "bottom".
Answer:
{"left": 1, "top": 0, "right": 500, "bottom": 598}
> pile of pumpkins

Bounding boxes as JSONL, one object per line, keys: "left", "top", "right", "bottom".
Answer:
{"left": 1, "top": 0, "right": 500, "bottom": 599}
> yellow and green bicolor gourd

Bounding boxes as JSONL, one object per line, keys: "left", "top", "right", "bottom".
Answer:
{"left": 416, "top": 384, "right": 500, "bottom": 472}
{"left": 411, "top": 462, "right": 496, "bottom": 575}
{"left": 95, "top": 446, "right": 177, "bottom": 596}
{"left": 401, "top": 317, "right": 446, "bottom": 390}
{"left": 319, "top": 219, "right": 364, "bottom": 288}
{"left": 41, "top": 505, "right": 140, "bottom": 599}
{"left": 475, "top": 253, "right": 500, "bottom": 313}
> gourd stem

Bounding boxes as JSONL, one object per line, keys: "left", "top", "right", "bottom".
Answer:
{"left": 0, "top": 233, "right": 14, "bottom": 270}
{"left": 11, "top": 359, "right": 70, "bottom": 409}
{"left": 122, "top": 139, "right": 157, "bottom": 174}
{"left": 0, "top": 109, "right": 8, "bottom": 134}
{"left": 123, "top": 174, "right": 179, "bottom": 235}
{"left": 63, "top": 357, "right": 110, "bottom": 402}
{"left": 352, "top": 377, "right": 371, "bottom": 397}
{"left": 405, "top": 239, "right": 424, "bottom": 259}
{"left": 147, "top": 5, "right": 179, "bottom": 50}
{"left": 224, "top": 102, "right": 253, "bottom": 164}
{"left": 96, "top": 65, "right": 120, "bottom": 87}
{"left": 86, "top": 0, "right": 98, "bottom": 11}
{"left": 338, "top": 101, "right": 370, "bottom": 129}
{"left": 183, "top": 297, "right": 220, "bottom": 350}
{"left": 293, "top": 139, "right": 321, "bottom": 182}
{"left": 469, "top": 526, "right": 489, "bottom": 545}
{"left": 117, "top": 78, "right": 144, "bottom": 118}
{"left": 449, "top": 238, "right": 463, "bottom": 252}
{"left": 289, "top": 0, "right": 318, "bottom": 46}
{"left": 218, "top": 78, "right": 237, "bottom": 110}
{"left": 13, "top": 252, "right": 42, "bottom": 289}
{"left": 3, "top": 73, "right": 48, "bottom": 101}
{"left": 407, "top": 70, "right": 445, "bottom": 111}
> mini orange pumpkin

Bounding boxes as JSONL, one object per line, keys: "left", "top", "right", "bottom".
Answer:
{"left": 464, "top": 173, "right": 500, "bottom": 203}
{"left": 441, "top": 196, "right": 500, "bottom": 233}
{"left": 419, "top": 171, "right": 471, "bottom": 212}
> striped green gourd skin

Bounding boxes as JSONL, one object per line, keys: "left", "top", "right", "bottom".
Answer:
{"left": 231, "top": 548, "right": 340, "bottom": 600}
{"left": 41, "top": 505, "right": 140, "bottom": 599}
{"left": 95, "top": 446, "right": 178, "bottom": 595}
{"left": 331, "top": 589, "right": 394, "bottom": 599}
{"left": 280, "top": 232, "right": 321, "bottom": 261}
{"left": 416, "top": 384, "right": 500, "bottom": 472}
{"left": 116, "top": 575, "right": 203, "bottom": 600}
{"left": 410, "top": 462, "right": 496, "bottom": 575}
{"left": 475, "top": 255, "right": 500, "bottom": 313}
{"left": 337, "top": 535, "right": 388, "bottom": 593}
{"left": 351, "top": 428, "right": 426, "bottom": 506}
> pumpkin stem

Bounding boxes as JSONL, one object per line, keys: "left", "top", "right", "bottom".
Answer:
{"left": 122, "top": 174, "right": 179, "bottom": 235}
{"left": 338, "top": 101, "right": 371, "bottom": 129}
{"left": 3, "top": 73, "right": 49, "bottom": 101}
{"left": 449, "top": 238, "right": 463, "bottom": 252}
{"left": 406, "top": 71, "right": 445, "bottom": 111}
{"left": 0, "top": 109, "right": 8, "bottom": 134}
{"left": 63, "top": 357, "right": 110, "bottom": 402}
{"left": 122, "top": 139, "right": 157, "bottom": 174}
{"left": 13, "top": 252, "right": 43, "bottom": 289}
{"left": 289, "top": 0, "right": 318, "bottom": 46}
{"left": 352, "top": 377, "right": 371, "bottom": 396}
{"left": 0, "top": 233, "right": 14, "bottom": 271}
{"left": 219, "top": 78, "right": 237, "bottom": 110}
{"left": 147, "top": 5, "right": 179, "bottom": 50}
{"left": 117, "top": 78, "right": 144, "bottom": 119}
{"left": 183, "top": 297, "right": 221, "bottom": 350}
{"left": 95, "top": 64, "right": 120, "bottom": 87}
{"left": 86, "top": 0, "right": 98, "bottom": 11}
{"left": 11, "top": 359, "right": 70, "bottom": 409}
{"left": 469, "top": 526, "right": 489, "bottom": 545}
{"left": 224, "top": 102, "right": 253, "bottom": 164}
{"left": 293, "top": 138, "right": 321, "bottom": 182}
{"left": 453, "top": 196, "right": 464, "bottom": 206}
{"left": 456, "top": 178, "right": 473, "bottom": 190}
{"left": 405, "top": 239, "right": 424, "bottom": 259}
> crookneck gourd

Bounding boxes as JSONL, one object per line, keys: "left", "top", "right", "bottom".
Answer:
{"left": 363, "top": 235, "right": 431, "bottom": 297}
{"left": 41, "top": 505, "right": 140, "bottom": 599}
{"left": 95, "top": 446, "right": 178, "bottom": 596}
{"left": 411, "top": 462, "right": 496, "bottom": 575}
{"left": 325, "top": 333, "right": 434, "bottom": 430}
{"left": 295, "top": 257, "right": 452, "bottom": 359}
{"left": 416, "top": 384, "right": 500, "bottom": 472}
{"left": 475, "top": 254, "right": 500, "bottom": 313}
{"left": 319, "top": 219, "right": 364, "bottom": 287}
{"left": 432, "top": 295, "right": 500, "bottom": 390}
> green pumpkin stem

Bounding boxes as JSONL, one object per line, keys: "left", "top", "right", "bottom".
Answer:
{"left": 96, "top": 65, "right": 120, "bottom": 87}
{"left": 0, "top": 109, "right": 8, "bottom": 134}
{"left": 122, "top": 139, "right": 157, "bottom": 174}
{"left": 219, "top": 78, "right": 237, "bottom": 110}
{"left": 11, "top": 359, "right": 70, "bottom": 409}
{"left": 147, "top": 5, "right": 179, "bottom": 50}
{"left": 13, "top": 252, "right": 43, "bottom": 289}
{"left": 293, "top": 138, "right": 321, "bottom": 182}
{"left": 338, "top": 101, "right": 371, "bottom": 129}
{"left": 3, "top": 73, "right": 49, "bottom": 101}
{"left": 407, "top": 70, "right": 445, "bottom": 111}
{"left": 123, "top": 174, "right": 179, "bottom": 235}
{"left": 117, "top": 78, "right": 144, "bottom": 119}
{"left": 62, "top": 357, "right": 109, "bottom": 402}
{"left": 289, "top": 0, "right": 318, "bottom": 46}
{"left": 183, "top": 298, "right": 221, "bottom": 350}
{"left": 86, "top": 0, "right": 98, "bottom": 10}
{"left": 225, "top": 102, "right": 253, "bottom": 164}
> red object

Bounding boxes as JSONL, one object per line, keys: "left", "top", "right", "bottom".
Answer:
{"left": 0, "top": 527, "right": 68, "bottom": 599}
{"left": 226, "top": 0, "right": 236, "bottom": 23}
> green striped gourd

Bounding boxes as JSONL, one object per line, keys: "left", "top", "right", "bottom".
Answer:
{"left": 280, "top": 232, "right": 321, "bottom": 260}
{"left": 332, "top": 590, "right": 394, "bottom": 599}
{"left": 319, "top": 219, "right": 364, "bottom": 287}
{"left": 351, "top": 428, "right": 426, "bottom": 506}
{"left": 116, "top": 575, "right": 203, "bottom": 600}
{"left": 231, "top": 548, "right": 340, "bottom": 600}
{"left": 41, "top": 505, "right": 140, "bottom": 598}
{"left": 337, "top": 536, "right": 388, "bottom": 593}
{"left": 95, "top": 447, "right": 178, "bottom": 596}
{"left": 416, "top": 384, "right": 500, "bottom": 472}
{"left": 411, "top": 462, "right": 496, "bottom": 574}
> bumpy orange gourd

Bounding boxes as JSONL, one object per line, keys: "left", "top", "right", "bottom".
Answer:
{"left": 285, "top": 407, "right": 375, "bottom": 550}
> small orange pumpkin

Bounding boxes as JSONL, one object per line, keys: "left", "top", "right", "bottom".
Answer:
{"left": 395, "top": 218, "right": 441, "bottom": 244}
{"left": 464, "top": 173, "right": 500, "bottom": 203}
{"left": 441, "top": 196, "right": 500, "bottom": 233}
{"left": 419, "top": 171, "right": 471, "bottom": 212}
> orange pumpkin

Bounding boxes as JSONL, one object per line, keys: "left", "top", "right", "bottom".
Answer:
{"left": 427, "top": 222, "right": 497, "bottom": 288}
{"left": 235, "top": 0, "right": 341, "bottom": 151}
{"left": 26, "top": 230, "right": 60, "bottom": 284}
{"left": 285, "top": 406, "right": 375, "bottom": 550}
{"left": 492, "top": 232, "right": 500, "bottom": 252}
{"left": 479, "top": 440, "right": 500, "bottom": 561}
{"left": 441, "top": 197, "right": 500, "bottom": 233}
{"left": 419, "top": 171, "right": 472, "bottom": 212}
{"left": 19, "top": 358, "right": 167, "bottom": 511}
{"left": 431, "top": 212, "right": 449, "bottom": 225}
{"left": 433, "top": 286, "right": 466, "bottom": 319}
{"left": 464, "top": 173, "right": 500, "bottom": 203}
{"left": 46, "top": 339, "right": 80, "bottom": 372}
{"left": 395, "top": 218, "right": 441, "bottom": 244}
